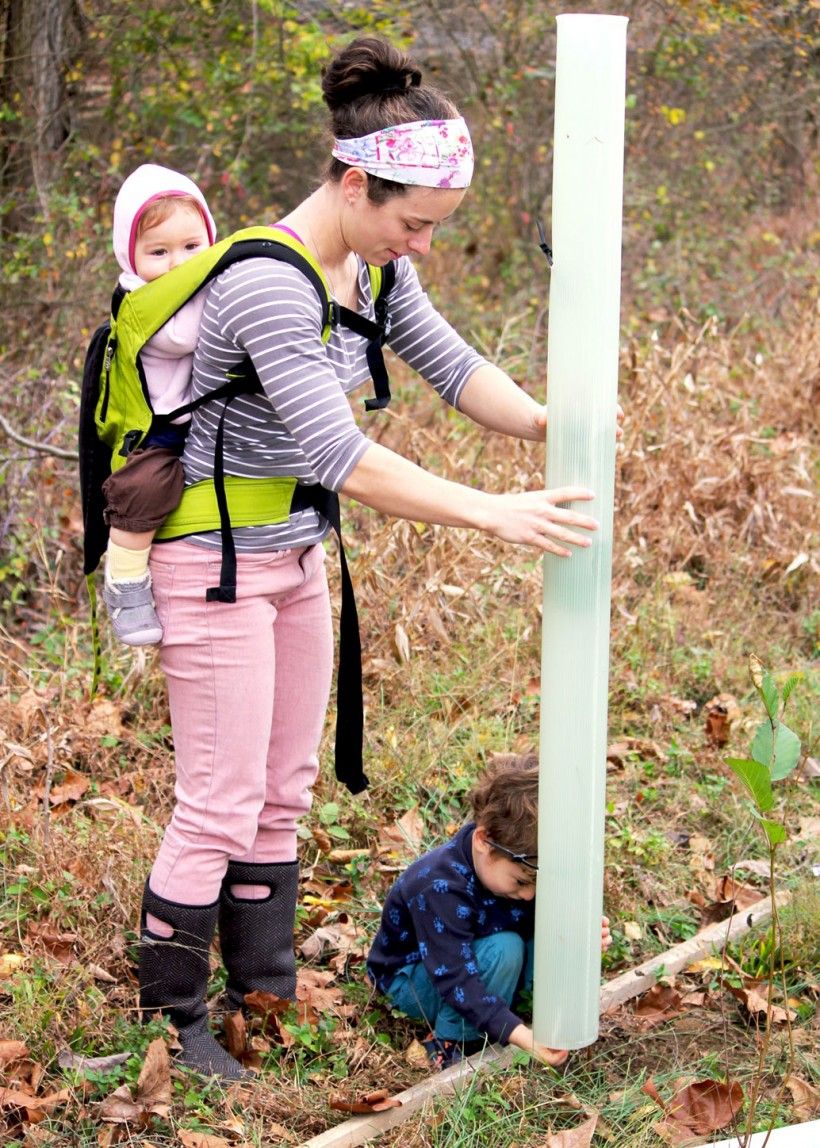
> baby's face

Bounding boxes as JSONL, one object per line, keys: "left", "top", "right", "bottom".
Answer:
{"left": 133, "top": 205, "right": 210, "bottom": 281}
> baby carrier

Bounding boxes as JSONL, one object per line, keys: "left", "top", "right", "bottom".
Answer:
{"left": 79, "top": 225, "right": 396, "bottom": 794}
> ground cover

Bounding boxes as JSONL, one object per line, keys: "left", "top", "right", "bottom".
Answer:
{"left": 0, "top": 293, "right": 816, "bottom": 1144}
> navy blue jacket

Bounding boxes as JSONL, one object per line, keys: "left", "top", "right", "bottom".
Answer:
{"left": 367, "top": 823, "right": 534, "bottom": 1042}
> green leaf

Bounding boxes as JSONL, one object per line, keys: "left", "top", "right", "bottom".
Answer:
{"left": 319, "top": 802, "right": 340, "bottom": 826}
{"left": 726, "top": 757, "right": 774, "bottom": 812}
{"left": 781, "top": 672, "right": 803, "bottom": 706}
{"left": 751, "top": 721, "right": 801, "bottom": 780}
{"left": 761, "top": 819, "right": 787, "bottom": 846}
{"left": 328, "top": 824, "right": 351, "bottom": 841}
{"left": 759, "top": 670, "right": 779, "bottom": 722}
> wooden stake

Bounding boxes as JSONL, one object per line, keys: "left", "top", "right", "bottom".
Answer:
{"left": 297, "top": 894, "right": 786, "bottom": 1148}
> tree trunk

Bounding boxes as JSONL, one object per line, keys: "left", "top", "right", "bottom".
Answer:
{"left": 0, "top": 0, "right": 84, "bottom": 229}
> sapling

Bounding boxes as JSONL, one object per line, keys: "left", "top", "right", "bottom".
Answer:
{"left": 724, "top": 654, "right": 804, "bottom": 1144}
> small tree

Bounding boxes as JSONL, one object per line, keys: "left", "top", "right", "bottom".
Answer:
{"left": 725, "top": 654, "right": 804, "bottom": 1143}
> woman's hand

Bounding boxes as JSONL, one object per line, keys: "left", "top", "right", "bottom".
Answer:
{"left": 601, "top": 916, "right": 612, "bottom": 951}
{"left": 477, "top": 486, "right": 598, "bottom": 556}
{"left": 508, "top": 1023, "right": 568, "bottom": 1067}
{"left": 532, "top": 403, "right": 624, "bottom": 442}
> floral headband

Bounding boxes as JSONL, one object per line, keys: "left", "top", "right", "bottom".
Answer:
{"left": 332, "top": 118, "right": 474, "bottom": 189}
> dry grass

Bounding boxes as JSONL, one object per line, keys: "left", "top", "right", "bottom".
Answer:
{"left": 0, "top": 294, "right": 817, "bottom": 1144}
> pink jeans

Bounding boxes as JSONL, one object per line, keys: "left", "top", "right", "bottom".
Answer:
{"left": 147, "top": 540, "right": 333, "bottom": 905}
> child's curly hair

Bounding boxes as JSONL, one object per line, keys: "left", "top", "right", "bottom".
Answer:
{"left": 469, "top": 752, "right": 539, "bottom": 860}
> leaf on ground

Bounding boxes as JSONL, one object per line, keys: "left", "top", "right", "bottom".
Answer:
{"left": 541, "top": 1113, "right": 598, "bottom": 1147}
{"left": 378, "top": 807, "right": 425, "bottom": 857}
{"left": 57, "top": 1049, "right": 130, "bottom": 1075}
{"left": 633, "top": 984, "right": 683, "bottom": 1027}
{"left": 646, "top": 1076, "right": 743, "bottom": 1139}
{"left": 295, "top": 966, "right": 351, "bottom": 1025}
{"left": 329, "top": 1088, "right": 402, "bottom": 1114}
{"left": 0, "top": 1085, "right": 72, "bottom": 1120}
{"left": 0, "top": 1039, "right": 29, "bottom": 1066}
{"left": 299, "top": 917, "right": 368, "bottom": 964}
{"left": 730, "top": 858, "right": 771, "bottom": 878}
{"left": 405, "top": 1039, "right": 430, "bottom": 1068}
{"left": 784, "top": 1074, "right": 820, "bottom": 1120}
{"left": 728, "top": 983, "right": 796, "bottom": 1024}
{"left": 177, "top": 1131, "right": 233, "bottom": 1148}
{"left": 712, "top": 875, "right": 761, "bottom": 911}
{"left": 83, "top": 698, "right": 125, "bottom": 737}
{"left": 99, "top": 1083, "right": 151, "bottom": 1127}
{"left": 222, "top": 1010, "right": 247, "bottom": 1061}
{"left": 702, "top": 693, "right": 740, "bottom": 746}
{"left": 243, "top": 990, "right": 291, "bottom": 1043}
{"left": 0, "top": 952, "right": 25, "bottom": 977}
{"left": 100, "top": 1039, "right": 171, "bottom": 1126}
{"left": 25, "top": 922, "right": 77, "bottom": 964}
{"left": 135, "top": 1038, "right": 171, "bottom": 1114}
{"left": 48, "top": 768, "right": 90, "bottom": 806}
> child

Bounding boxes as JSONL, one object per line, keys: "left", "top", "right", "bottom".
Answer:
{"left": 367, "top": 753, "right": 611, "bottom": 1069}
{"left": 101, "top": 163, "right": 216, "bottom": 645}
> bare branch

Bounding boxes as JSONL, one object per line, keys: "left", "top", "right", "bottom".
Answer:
{"left": 0, "top": 413, "right": 78, "bottom": 460}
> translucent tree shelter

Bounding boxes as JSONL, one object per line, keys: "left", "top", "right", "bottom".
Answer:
{"left": 534, "top": 13, "right": 628, "bottom": 1051}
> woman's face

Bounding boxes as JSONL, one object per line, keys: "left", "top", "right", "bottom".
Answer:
{"left": 345, "top": 177, "right": 466, "bottom": 266}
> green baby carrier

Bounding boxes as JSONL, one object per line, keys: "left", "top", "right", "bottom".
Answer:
{"left": 79, "top": 225, "right": 396, "bottom": 794}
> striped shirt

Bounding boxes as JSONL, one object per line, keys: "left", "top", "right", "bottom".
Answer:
{"left": 180, "top": 253, "right": 487, "bottom": 550}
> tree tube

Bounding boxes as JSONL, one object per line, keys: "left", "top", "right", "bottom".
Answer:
{"left": 533, "top": 12, "right": 628, "bottom": 1051}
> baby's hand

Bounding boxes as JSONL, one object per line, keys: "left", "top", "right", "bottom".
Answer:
{"left": 601, "top": 916, "right": 612, "bottom": 951}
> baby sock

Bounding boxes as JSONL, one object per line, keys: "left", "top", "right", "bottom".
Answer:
{"left": 106, "top": 540, "right": 152, "bottom": 584}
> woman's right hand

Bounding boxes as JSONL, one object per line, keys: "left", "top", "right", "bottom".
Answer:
{"left": 342, "top": 443, "right": 598, "bottom": 555}
{"left": 477, "top": 486, "right": 598, "bottom": 556}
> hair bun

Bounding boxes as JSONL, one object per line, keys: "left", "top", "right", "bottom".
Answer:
{"left": 322, "top": 37, "right": 422, "bottom": 111}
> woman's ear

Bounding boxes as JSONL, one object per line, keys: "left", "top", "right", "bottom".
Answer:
{"left": 340, "top": 166, "right": 368, "bottom": 204}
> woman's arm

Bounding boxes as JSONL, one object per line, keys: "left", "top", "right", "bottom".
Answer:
{"left": 340, "top": 440, "right": 597, "bottom": 556}
{"left": 457, "top": 363, "right": 547, "bottom": 441}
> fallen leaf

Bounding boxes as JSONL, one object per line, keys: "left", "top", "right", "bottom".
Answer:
{"left": 48, "top": 768, "right": 90, "bottom": 806}
{"left": 99, "top": 1083, "right": 150, "bottom": 1126}
{"left": 0, "top": 1040, "right": 29, "bottom": 1066}
{"left": 667, "top": 1078, "right": 743, "bottom": 1134}
{"left": 25, "top": 923, "right": 77, "bottom": 964}
{"left": 311, "top": 826, "right": 333, "bottom": 853}
{"left": 784, "top": 1075, "right": 820, "bottom": 1120}
{"left": 0, "top": 1086, "right": 72, "bottom": 1119}
{"left": 405, "top": 1039, "right": 430, "bottom": 1068}
{"left": 57, "top": 1049, "right": 130, "bottom": 1075}
{"left": 730, "top": 858, "right": 771, "bottom": 878}
{"left": 634, "top": 985, "right": 683, "bottom": 1028}
{"left": 542, "top": 1113, "right": 598, "bottom": 1146}
{"left": 222, "top": 1010, "right": 248, "bottom": 1061}
{"left": 623, "top": 921, "right": 642, "bottom": 941}
{"left": 330, "top": 1089, "right": 402, "bottom": 1114}
{"left": 0, "top": 952, "right": 25, "bottom": 977}
{"left": 728, "top": 983, "right": 796, "bottom": 1024}
{"left": 378, "top": 806, "right": 425, "bottom": 857}
{"left": 177, "top": 1132, "right": 232, "bottom": 1148}
{"left": 702, "top": 694, "right": 740, "bottom": 747}
{"left": 84, "top": 698, "right": 125, "bottom": 737}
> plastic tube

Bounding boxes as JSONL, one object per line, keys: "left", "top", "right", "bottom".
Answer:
{"left": 533, "top": 13, "right": 628, "bottom": 1051}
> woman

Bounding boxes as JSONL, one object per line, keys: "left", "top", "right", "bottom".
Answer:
{"left": 138, "top": 36, "right": 598, "bottom": 1079}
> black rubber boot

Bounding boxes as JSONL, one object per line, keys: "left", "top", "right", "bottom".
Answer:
{"left": 218, "top": 860, "right": 299, "bottom": 1012}
{"left": 139, "top": 882, "right": 249, "bottom": 1080}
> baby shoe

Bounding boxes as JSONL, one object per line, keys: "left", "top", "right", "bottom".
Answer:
{"left": 102, "top": 571, "right": 163, "bottom": 645}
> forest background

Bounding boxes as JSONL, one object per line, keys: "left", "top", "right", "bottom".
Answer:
{"left": 0, "top": 2, "right": 817, "bottom": 1146}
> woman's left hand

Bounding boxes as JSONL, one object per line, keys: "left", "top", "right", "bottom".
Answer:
{"left": 532, "top": 403, "right": 625, "bottom": 441}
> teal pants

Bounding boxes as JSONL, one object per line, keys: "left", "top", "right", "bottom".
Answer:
{"left": 384, "top": 932, "right": 534, "bottom": 1043}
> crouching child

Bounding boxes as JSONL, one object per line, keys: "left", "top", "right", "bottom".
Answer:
{"left": 367, "top": 753, "right": 611, "bottom": 1069}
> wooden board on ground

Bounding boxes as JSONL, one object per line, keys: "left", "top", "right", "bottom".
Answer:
{"left": 298, "top": 894, "right": 784, "bottom": 1148}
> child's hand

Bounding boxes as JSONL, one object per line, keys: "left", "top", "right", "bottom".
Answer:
{"left": 601, "top": 915, "right": 612, "bottom": 951}
{"left": 508, "top": 1023, "right": 568, "bottom": 1068}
